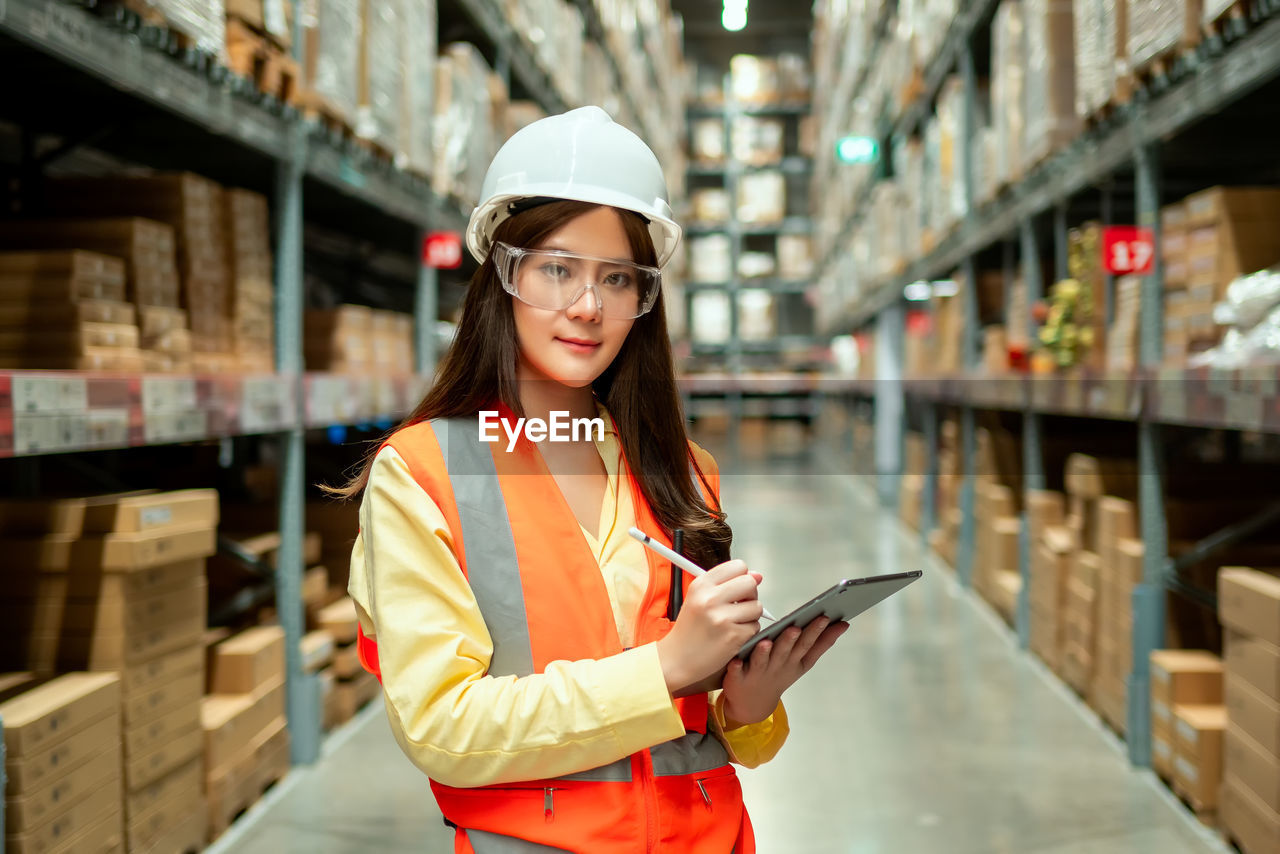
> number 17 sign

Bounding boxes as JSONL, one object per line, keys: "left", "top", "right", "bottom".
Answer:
{"left": 1102, "top": 226, "right": 1155, "bottom": 275}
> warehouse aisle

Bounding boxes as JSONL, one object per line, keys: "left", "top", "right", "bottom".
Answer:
{"left": 217, "top": 442, "right": 1227, "bottom": 854}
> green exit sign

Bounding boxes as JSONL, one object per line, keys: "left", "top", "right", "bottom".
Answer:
{"left": 835, "top": 136, "right": 879, "bottom": 164}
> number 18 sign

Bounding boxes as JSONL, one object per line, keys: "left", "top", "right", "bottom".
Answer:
{"left": 1102, "top": 226, "right": 1155, "bottom": 275}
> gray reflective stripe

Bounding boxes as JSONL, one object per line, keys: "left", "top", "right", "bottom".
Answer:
{"left": 650, "top": 731, "right": 730, "bottom": 777}
{"left": 467, "top": 829, "right": 572, "bottom": 854}
{"left": 431, "top": 417, "right": 535, "bottom": 678}
{"left": 555, "top": 756, "right": 632, "bottom": 782}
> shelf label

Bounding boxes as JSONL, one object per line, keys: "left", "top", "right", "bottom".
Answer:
{"left": 12, "top": 375, "right": 87, "bottom": 414}
{"left": 423, "top": 231, "right": 463, "bottom": 269}
{"left": 1102, "top": 226, "right": 1155, "bottom": 275}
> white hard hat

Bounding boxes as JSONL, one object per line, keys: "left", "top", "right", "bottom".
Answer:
{"left": 466, "top": 106, "right": 682, "bottom": 268}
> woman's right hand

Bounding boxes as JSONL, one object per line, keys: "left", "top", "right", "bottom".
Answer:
{"left": 655, "top": 559, "right": 763, "bottom": 694}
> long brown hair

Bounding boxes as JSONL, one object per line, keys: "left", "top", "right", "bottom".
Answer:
{"left": 328, "top": 200, "right": 732, "bottom": 568}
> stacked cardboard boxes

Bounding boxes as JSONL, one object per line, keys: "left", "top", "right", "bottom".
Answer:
{"left": 1218, "top": 568, "right": 1280, "bottom": 852}
{"left": 971, "top": 423, "right": 1023, "bottom": 623}
{"left": 433, "top": 43, "right": 497, "bottom": 205}
{"left": 898, "top": 432, "right": 928, "bottom": 532}
{"left": 0, "top": 489, "right": 217, "bottom": 854}
{"left": 1183, "top": 187, "right": 1280, "bottom": 357}
{"left": 305, "top": 305, "right": 374, "bottom": 373}
{"left": 1, "top": 674, "right": 125, "bottom": 854}
{"left": 224, "top": 189, "right": 275, "bottom": 373}
{"left": 45, "top": 174, "right": 236, "bottom": 371}
{"left": 0, "top": 250, "right": 144, "bottom": 372}
{"left": 299, "top": 0, "right": 360, "bottom": 128}
{"left": 1027, "top": 490, "right": 1067, "bottom": 668}
{"left": 1092, "top": 497, "right": 1141, "bottom": 732}
{"left": 1074, "top": 0, "right": 1129, "bottom": 121}
{"left": 202, "top": 626, "right": 290, "bottom": 842}
{"left": 1127, "top": 0, "right": 1202, "bottom": 78}
{"left": 317, "top": 597, "right": 378, "bottom": 729}
{"left": 928, "top": 418, "right": 964, "bottom": 568}
{"left": 1149, "top": 650, "right": 1223, "bottom": 785}
{"left": 1023, "top": 0, "right": 1080, "bottom": 171}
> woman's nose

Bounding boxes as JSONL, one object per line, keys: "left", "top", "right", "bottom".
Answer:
{"left": 566, "top": 283, "right": 603, "bottom": 319}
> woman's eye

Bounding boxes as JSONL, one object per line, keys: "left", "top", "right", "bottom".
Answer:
{"left": 540, "top": 263, "right": 571, "bottom": 279}
{"left": 603, "top": 272, "right": 633, "bottom": 288}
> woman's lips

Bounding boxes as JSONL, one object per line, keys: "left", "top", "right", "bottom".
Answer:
{"left": 556, "top": 337, "right": 601, "bottom": 354}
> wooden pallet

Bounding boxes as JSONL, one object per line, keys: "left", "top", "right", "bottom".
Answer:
{"left": 298, "top": 90, "right": 357, "bottom": 140}
{"left": 1171, "top": 779, "right": 1219, "bottom": 830}
{"left": 1130, "top": 38, "right": 1200, "bottom": 92}
{"left": 226, "top": 18, "right": 298, "bottom": 106}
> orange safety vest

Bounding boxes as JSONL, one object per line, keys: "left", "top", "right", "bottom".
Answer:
{"left": 356, "top": 404, "right": 754, "bottom": 854}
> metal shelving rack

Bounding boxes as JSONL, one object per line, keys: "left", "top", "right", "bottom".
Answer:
{"left": 0, "top": 0, "right": 585, "bottom": 815}
{"left": 814, "top": 0, "right": 1280, "bottom": 773}
{"left": 682, "top": 89, "right": 820, "bottom": 447}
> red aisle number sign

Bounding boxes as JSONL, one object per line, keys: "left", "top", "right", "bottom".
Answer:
{"left": 423, "top": 231, "right": 463, "bottom": 269}
{"left": 1102, "top": 226, "right": 1155, "bottom": 275}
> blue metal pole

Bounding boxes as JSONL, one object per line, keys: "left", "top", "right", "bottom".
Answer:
{"left": 1017, "top": 218, "right": 1047, "bottom": 649}
{"left": 415, "top": 248, "right": 439, "bottom": 377}
{"left": 921, "top": 401, "right": 939, "bottom": 542}
{"left": 274, "top": 110, "right": 319, "bottom": 765}
{"left": 1128, "top": 142, "right": 1168, "bottom": 768}
{"left": 956, "top": 255, "right": 981, "bottom": 587}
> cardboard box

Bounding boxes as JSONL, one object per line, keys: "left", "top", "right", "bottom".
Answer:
{"left": 332, "top": 669, "right": 380, "bottom": 723}
{"left": 136, "top": 803, "right": 205, "bottom": 854}
{"left": 332, "top": 642, "right": 362, "bottom": 680}
{"left": 1228, "top": 672, "right": 1280, "bottom": 758}
{"left": 301, "top": 630, "right": 335, "bottom": 674}
{"left": 125, "top": 720, "right": 202, "bottom": 791}
{"left": 209, "top": 626, "right": 285, "bottom": 694}
{"left": 124, "top": 700, "right": 201, "bottom": 761}
{"left": 0, "top": 673, "right": 119, "bottom": 758}
{"left": 1064, "top": 454, "right": 1137, "bottom": 499}
{"left": 4, "top": 741, "right": 119, "bottom": 831}
{"left": 1150, "top": 650, "right": 1223, "bottom": 707}
{"left": 122, "top": 662, "right": 202, "bottom": 727}
{"left": 1220, "top": 568, "right": 1280, "bottom": 646}
{"left": 4, "top": 526, "right": 216, "bottom": 573}
{"left": 1183, "top": 186, "right": 1280, "bottom": 228}
{"left": 80, "top": 489, "right": 219, "bottom": 535}
{"left": 3, "top": 777, "right": 122, "bottom": 854}
{"left": 125, "top": 756, "right": 203, "bottom": 827}
{"left": 121, "top": 644, "right": 205, "bottom": 699}
{"left": 1226, "top": 723, "right": 1280, "bottom": 813}
{"left": 1227, "top": 631, "right": 1280, "bottom": 703}
{"left": 317, "top": 598, "right": 358, "bottom": 644}
{"left": 1221, "top": 774, "right": 1280, "bottom": 854}
{"left": 128, "top": 790, "right": 204, "bottom": 853}
{"left": 303, "top": 566, "right": 329, "bottom": 608}
{"left": 201, "top": 678, "right": 286, "bottom": 778}
{"left": 3, "top": 712, "right": 119, "bottom": 796}
{"left": 1173, "top": 704, "right": 1226, "bottom": 808}
{"left": 5, "top": 577, "right": 206, "bottom": 639}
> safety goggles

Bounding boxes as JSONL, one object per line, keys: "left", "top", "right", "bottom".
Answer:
{"left": 492, "top": 241, "right": 662, "bottom": 319}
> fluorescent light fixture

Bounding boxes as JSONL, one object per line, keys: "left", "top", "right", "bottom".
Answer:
{"left": 904, "top": 281, "right": 932, "bottom": 301}
{"left": 722, "top": 4, "right": 747, "bottom": 30}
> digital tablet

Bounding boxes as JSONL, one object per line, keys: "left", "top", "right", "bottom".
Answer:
{"left": 672, "top": 569, "right": 923, "bottom": 697}
{"left": 736, "top": 569, "right": 922, "bottom": 660}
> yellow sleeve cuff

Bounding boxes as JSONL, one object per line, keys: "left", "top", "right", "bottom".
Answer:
{"left": 708, "top": 692, "right": 789, "bottom": 769}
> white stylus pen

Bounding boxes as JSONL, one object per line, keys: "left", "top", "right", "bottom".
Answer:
{"left": 628, "top": 527, "right": 777, "bottom": 622}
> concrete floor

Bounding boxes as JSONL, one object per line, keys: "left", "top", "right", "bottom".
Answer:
{"left": 214, "top": 440, "right": 1229, "bottom": 854}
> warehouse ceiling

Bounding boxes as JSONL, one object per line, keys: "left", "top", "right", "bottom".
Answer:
{"left": 670, "top": 0, "right": 812, "bottom": 69}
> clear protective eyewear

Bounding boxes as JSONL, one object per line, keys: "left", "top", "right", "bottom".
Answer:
{"left": 492, "top": 241, "right": 662, "bottom": 319}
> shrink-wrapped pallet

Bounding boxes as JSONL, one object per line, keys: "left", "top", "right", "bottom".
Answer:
{"left": 432, "top": 43, "right": 495, "bottom": 204}
{"left": 155, "top": 0, "right": 227, "bottom": 55}
{"left": 1128, "top": 0, "right": 1202, "bottom": 74}
{"left": 357, "top": 0, "right": 404, "bottom": 157}
{"left": 936, "top": 76, "right": 966, "bottom": 228}
{"left": 400, "top": 0, "right": 437, "bottom": 176}
{"left": 992, "top": 0, "right": 1026, "bottom": 187}
{"left": 1074, "top": 0, "right": 1128, "bottom": 119}
{"left": 301, "top": 0, "right": 361, "bottom": 126}
{"left": 1024, "top": 0, "right": 1079, "bottom": 170}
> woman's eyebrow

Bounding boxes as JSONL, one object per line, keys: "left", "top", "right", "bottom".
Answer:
{"left": 536, "top": 243, "right": 636, "bottom": 264}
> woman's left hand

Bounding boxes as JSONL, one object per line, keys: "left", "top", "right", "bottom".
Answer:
{"left": 719, "top": 617, "right": 850, "bottom": 727}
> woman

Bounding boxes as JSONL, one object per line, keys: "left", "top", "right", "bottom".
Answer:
{"left": 342, "top": 107, "right": 848, "bottom": 853}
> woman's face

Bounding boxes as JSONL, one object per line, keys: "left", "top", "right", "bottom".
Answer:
{"left": 511, "top": 206, "right": 639, "bottom": 389}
